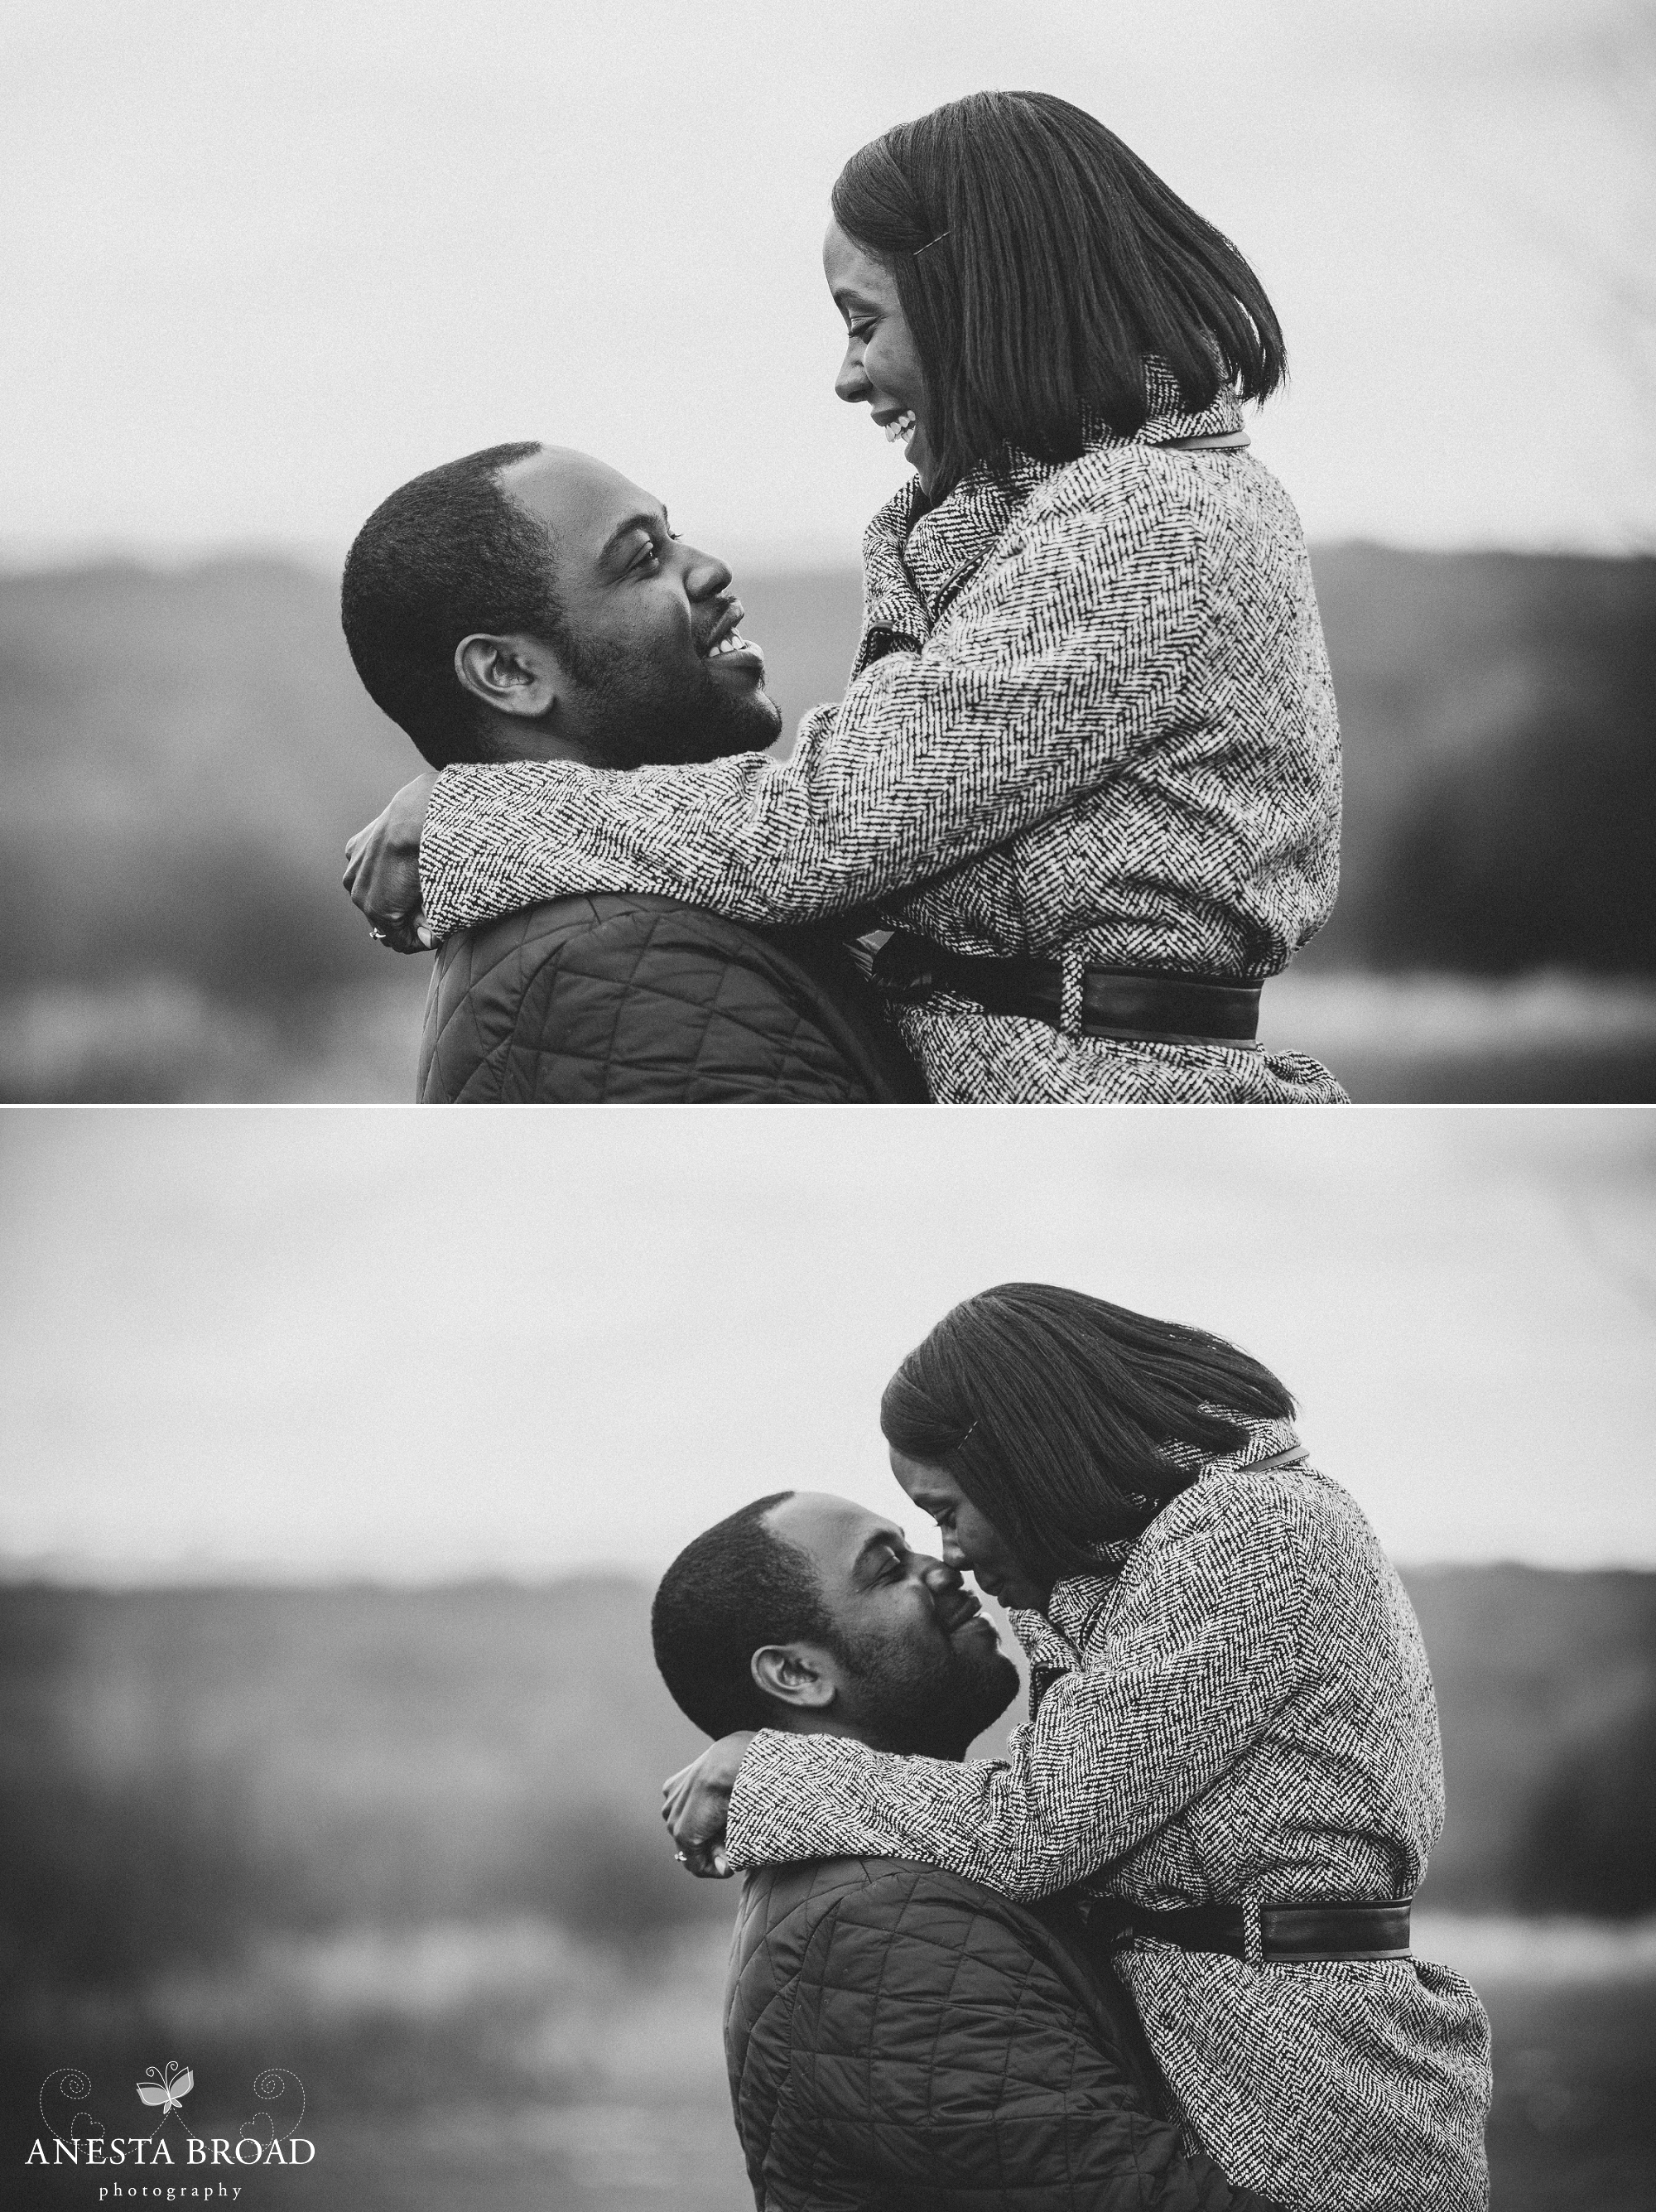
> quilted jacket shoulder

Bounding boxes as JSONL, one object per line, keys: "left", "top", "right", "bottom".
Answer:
{"left": 416, "top": 893, "right": 926, "bottom": 1103}
{"left": 724, "top": 1858, "right": 1280, "bottom": 2212}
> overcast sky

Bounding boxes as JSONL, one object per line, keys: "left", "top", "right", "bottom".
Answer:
{"left": 2, "top": 1107, "right": 1652, "bottom": 1583}
{"left": 2, "top": 0, "right": 1652, "bottom": 569}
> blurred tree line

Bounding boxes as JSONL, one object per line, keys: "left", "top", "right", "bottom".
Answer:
{"left": 2, "top": 551, "right": 1654, "bottom": 1031}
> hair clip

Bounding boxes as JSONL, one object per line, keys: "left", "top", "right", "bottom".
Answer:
{"left": 914, "top": 230, "right": 952, "bottom": 259}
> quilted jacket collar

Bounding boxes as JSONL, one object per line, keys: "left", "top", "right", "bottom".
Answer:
{"left": 856, "top": 364, "right": 1244, "bottom": 658}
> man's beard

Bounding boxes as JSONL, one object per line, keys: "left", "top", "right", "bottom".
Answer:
{"left": 836, "top": 1620, "right": 1021, "bottom": 1761}
{"left": 564, "top": 632, "right": 782, "bottom": 770}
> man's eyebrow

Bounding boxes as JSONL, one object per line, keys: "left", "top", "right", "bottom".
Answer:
{"left": 597, "top": 507, "right": 669, "bottom": 566}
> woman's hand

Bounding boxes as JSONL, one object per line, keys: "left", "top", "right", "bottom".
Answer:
{"left": 662, "top": 1730, "right": 755, "bottom": 1878}
{"left": 343, "top": 772, "right": 439, "bottom": 952}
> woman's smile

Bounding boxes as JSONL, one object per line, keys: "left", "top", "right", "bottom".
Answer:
{"left": 823, "top": 217, "right": 935, "bottom": 491}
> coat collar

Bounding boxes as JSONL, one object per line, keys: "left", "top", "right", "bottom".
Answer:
{"left": 855, "top": 364, "right": 1244, "bottom": 660}
{"left": 1009, "top": 1415, "right": 1303, "bottom": 1670}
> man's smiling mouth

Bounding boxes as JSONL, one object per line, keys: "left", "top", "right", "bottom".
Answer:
{"left": 698, "top": 602, "right": 764, "bottom": 668}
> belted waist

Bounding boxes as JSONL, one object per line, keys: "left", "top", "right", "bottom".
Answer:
{"left": 1078, "top": 1896, "right": 1413, "bottom": 1964}
{"left": 870, "top": 931, "right": 1262, "bottom": 1046}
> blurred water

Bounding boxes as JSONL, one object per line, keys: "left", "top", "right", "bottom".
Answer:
{"left": 5, "top": 967, "right": 1655, "bottom": 1102}
{"left": 1261, "top": 971, "right": 1656, "bottom": 1104}
{"left": 1415, "top": 1912, "right": 1656, "bottom": 1984}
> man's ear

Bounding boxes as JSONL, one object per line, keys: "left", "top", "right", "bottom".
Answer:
{"left": 750, "top": 1642, "right": 839, "bottom": 1713}
{"left": 454, "top": 632, "right": 562, "bottom": 720}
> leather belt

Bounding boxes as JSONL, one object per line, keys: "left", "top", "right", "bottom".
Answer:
{"left": 1081, "top": 1897, "right": 1413, "bottom": 1964}
{"left": 870, "top": 931, "right": 1261, "bottom": 1047}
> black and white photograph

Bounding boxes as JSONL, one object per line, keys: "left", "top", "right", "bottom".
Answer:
{"left": 2, "top": 6, "right": 1654, "bottom": 2212}
{"left": 4, "top": 1111, "right": 1654, "bottom": 2211}
{"left": 2, "top": 0, "right": 1652, "bottom": 1106}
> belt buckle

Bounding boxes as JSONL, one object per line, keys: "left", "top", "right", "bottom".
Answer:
{"left": 870, "top": 937, "right": 933, "bottom": 1005}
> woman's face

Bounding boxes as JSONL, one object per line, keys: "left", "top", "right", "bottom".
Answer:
{"left": 822, "top": 219, "right": 937, "bottom": 495}
{"left": 889, "top": 1448, "right": 1051, "bottom": 1612}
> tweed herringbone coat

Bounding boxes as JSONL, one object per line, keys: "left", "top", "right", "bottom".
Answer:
{"left": 722, "top": 1424, "right": 1493, "bottom": 2212}
{"left": 416, "top": 373, "right": 1346, "bottom": 1103}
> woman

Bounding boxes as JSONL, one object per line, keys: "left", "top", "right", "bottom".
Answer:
{"left": 348, "top": 93, "right": 1346, "bottom": 1103}
{"left": 664, "top": 1285, "right": 1492, "bottom": 2210}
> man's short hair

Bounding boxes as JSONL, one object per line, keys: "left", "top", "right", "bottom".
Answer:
{"left": 652, "top": 1494, "right": 846, "bottom": 1739}
{"left": 340, "top": 441, "right": 566, "bottom": 769}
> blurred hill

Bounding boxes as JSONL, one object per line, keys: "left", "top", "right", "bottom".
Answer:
{"left": 2, "top": 1563, "right": 1652, "bottom": 2005}
{"left": 2, "top": 551, "right": 1654, "bottom": 1098}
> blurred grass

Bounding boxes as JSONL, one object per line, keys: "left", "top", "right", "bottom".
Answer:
{"left": 2, "top": 1570, "right": 1655, "bottom": 2207}
{"left": 9, "top": 1930, "right": 1654, "bottom": 2211}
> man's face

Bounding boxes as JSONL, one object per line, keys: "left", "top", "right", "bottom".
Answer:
{"left": 497, "top": 447, "right": 782, "bottom": 769}
{"left": 761, "top": 1492, "right": 1021, "bottom": 1758}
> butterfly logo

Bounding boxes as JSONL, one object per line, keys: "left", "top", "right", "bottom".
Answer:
{"left": 136, "top": 2061, "right": 194, "bottom": 2116}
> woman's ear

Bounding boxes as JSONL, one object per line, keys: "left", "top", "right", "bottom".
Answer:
{"left": 750, "top": 1643, "right": 838, "bottom": 1712}
{"left": 454, "top": 632, "right": 561, "bottom": 720}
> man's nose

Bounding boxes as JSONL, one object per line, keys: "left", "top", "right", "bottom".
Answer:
{"left": 835, "top": 340, "right": 871, "bottom": 405}
{"left": 920, "top": 1557, "right": 963, "bottom": 1593}
{"left": 681, "top": 543, "right": 733, "bottom": 600}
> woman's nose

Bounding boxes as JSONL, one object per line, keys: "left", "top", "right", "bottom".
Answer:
{"left": 835, "top": 341, "right": 870, "bottom": 405}
{"left": 939, "top": 1532, "right": 969, "bottom": 1572}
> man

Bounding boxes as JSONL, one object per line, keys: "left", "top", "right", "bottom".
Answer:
{"left": 339, "top": 444, "right": 921, "bottom": 1101}
{"left": 651, "top": 1492, "right": 1282, "bottom": 2212}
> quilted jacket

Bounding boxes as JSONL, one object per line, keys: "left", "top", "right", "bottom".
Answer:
{"left": 416, "top": 891, "right": 926, "bottom": 1103}
{"left": 725, "top": 1856, "right": 1283, "bottom": 2212}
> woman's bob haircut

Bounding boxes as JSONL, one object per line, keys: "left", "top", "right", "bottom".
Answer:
{"left": 831, "top": 90, "right": 1287, "bottom": 500}
{"left": 879, "top": 1283, "right": 1296, "bottom": 1577}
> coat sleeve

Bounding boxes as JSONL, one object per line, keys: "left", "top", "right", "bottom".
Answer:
{"left": 416, "top": 493, "right": 1207, "bottom": 941}
{"left": 725, "top": 1477, "right": 1331, "bottom": 1898}
{"left": 777, "top": 1873, "right": 1280, "bottom": 2212}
